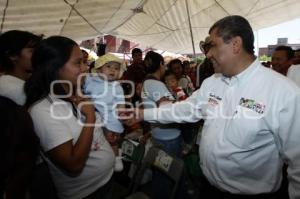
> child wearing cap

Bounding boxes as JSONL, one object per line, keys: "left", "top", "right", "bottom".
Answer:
{"left": 83, "top": 54, "right": 125, "bottom": 172}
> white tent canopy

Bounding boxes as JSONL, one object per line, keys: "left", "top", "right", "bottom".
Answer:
{"left": 1, "top": 0, "right": 300, "bottom": 54}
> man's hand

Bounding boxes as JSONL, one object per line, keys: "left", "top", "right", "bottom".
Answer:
{"left": 118, "top": 107, "right": 144, "bottom": 126}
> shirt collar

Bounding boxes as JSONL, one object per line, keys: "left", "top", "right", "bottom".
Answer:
{"left": 2, "top": 74, "right": 25, "bottom": 83}
{"left": 222, "top": 58, "right": 260, "bottom": 87}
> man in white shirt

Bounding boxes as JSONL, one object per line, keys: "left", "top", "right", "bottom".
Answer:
{"left": 293, "top": 49, "right": 300, "bottom": 65}
{"left": 287, "top": 49, "right": 300, "bottom": 87}
{"left": 271, "top": 45, "right": 294, "bottom": 76}
{"left": 120, "top": 15, "right": 300, "bottom": 199}
{"left": 287, "top": 64, "right": 300, "bottom": 87}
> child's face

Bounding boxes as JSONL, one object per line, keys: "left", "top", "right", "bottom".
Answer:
{"left": 170, "top": 63, "right": 183, "bottom": 78}
{"left": 165, "top": 75, "right": 178, "bottom": 90}
{"left": 97, "top": 61, "right": 121, "bottom": 81}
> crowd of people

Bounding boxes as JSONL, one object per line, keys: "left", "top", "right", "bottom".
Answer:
{"left": 0, "top": 15, "right": 300, "bottom": 199}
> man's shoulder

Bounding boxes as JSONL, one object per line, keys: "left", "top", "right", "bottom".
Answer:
{"left": 127, "top": 63, "right": 145, "bottom": 70}
{"left": 201, "top": 73, "right": 222, "bottom": 86}
{"left": 0, "top": 75, "right": 24, "bottom": 86}
{"left": 0, "top": 75, "right": 25, "bottom": 97}
{"left": 197, "top": 73, "right": 223, "bottom": 95}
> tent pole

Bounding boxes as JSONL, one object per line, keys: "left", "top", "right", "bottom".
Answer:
{"left": 256, "top": 30, "right": 259, "bottom": 56}
{"left": 185, "top": 0, "right": 196, "bottom": 57}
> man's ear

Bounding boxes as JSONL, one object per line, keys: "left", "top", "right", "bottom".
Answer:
{"left": 232, "top": 36, "right": 242, "bottom": 54}
{"left": 160, "top": 62, "right": 165, "bottom": 70}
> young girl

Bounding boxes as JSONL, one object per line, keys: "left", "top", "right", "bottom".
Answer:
{"left": 164, "top": 70, "right": 188, "bottom": 101}
{"left": 83, "top": 54, "right": 125, "bottom": 171}
{"left": 25, "top": 36, "right": 115, "bottom": 199}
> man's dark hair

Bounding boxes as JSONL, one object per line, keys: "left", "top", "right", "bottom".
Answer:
{"left": 274, "top": 46, "right": 294, "bottom": 60}
{"left": 209, "top": 15, "right": 254, "bottom": 54}
{"left": 132, "top": 48, "right": 142, "bottom": 56}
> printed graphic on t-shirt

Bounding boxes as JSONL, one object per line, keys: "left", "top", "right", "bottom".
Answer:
{"left": 91, "top": 128, "right": 106, "bottom": 151}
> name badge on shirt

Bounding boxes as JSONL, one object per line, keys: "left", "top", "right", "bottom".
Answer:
{"left": 239, "top": 97, "right": 265, "bottom": 114}
{"left": 208, "top": 93, "right": 222, "bottom": 107}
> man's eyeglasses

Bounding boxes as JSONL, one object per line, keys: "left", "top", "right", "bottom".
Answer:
{"left": 199, "top": 40, "right": 212, "bottom": 55}
{"left": 199, "top": 41, "right": 206, "bottom": 54}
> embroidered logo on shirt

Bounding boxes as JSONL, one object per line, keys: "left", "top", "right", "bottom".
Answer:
{"left": 239, "top": 97, "right": 265, "bottom": 114}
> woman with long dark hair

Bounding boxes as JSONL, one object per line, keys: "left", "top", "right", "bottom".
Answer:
{"left": 25, "top": 36, "right": 115, "bottom": 199}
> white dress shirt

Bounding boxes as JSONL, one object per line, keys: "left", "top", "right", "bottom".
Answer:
{"left": 144, "top": 59, "right": 300, "bottom": 198}
{"left": 0, "top": 75, "right": 26, "bottom": 105}
{"left": 287, "top": 64, "right": 300, "bottom": 87}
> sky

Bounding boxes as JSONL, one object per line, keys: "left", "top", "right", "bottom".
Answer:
{"left": 254, "top": 17, "right": 300, "bottom": 54}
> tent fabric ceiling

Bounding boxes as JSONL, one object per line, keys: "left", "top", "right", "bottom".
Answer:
{"left": 1, "top": 0, "right": 300, "bottom": 54}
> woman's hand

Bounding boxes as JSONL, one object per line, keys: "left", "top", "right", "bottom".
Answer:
{"left": 70, "top": 95, "right": 95, "bottom": 122}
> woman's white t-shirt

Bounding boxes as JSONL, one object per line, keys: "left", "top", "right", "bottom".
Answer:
{"left": 29, "top": 95, "right": 115, "bottom": 199}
